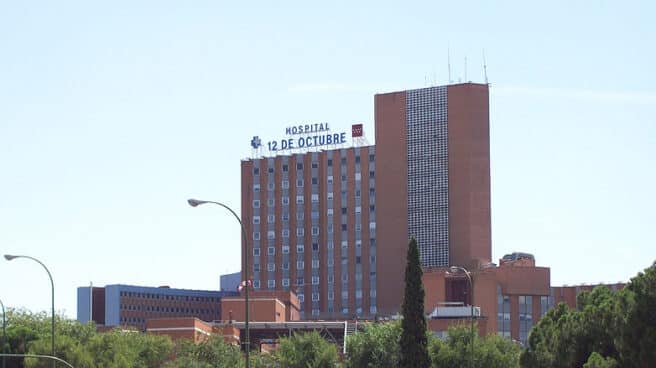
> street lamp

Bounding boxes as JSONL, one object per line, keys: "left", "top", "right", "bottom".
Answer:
{"left": 1, "top": 297, "right": 6, "bottom": 368}
{"left": 4, "top": 255, "right": 55, "bottom": 368}
{"left": 449, "top": 266, "right": 474, "bottom": 368}
{"left": 187, "top": 198, "right": 251, "bottom": 368}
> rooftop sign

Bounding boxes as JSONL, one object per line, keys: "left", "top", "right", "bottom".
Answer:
{"left": 251, "top": 122, "right": 348, "bottom": 154}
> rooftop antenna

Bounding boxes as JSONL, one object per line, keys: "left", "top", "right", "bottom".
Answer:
{"left": 447, "top": 48, "right": 452, "bottom": 83}
{"left": 483, "top": 49, "right": 489, "bottom": 84}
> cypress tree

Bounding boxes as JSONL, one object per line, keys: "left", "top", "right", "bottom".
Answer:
{"left": 399, "top": 237, "right": 430, "bottom": 368}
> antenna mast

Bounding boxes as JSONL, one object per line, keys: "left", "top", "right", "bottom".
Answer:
{"left": 447, "top": 48, "right": 452, "bottom": 83}
{"left": 483, "top": 49, "right": 489, "bottom": 84}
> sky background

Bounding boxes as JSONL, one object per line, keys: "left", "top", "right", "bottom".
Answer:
{"left": 1, "top": 1, "right": 655, "bottom": 317}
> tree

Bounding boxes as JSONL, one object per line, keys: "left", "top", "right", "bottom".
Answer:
{"left": 164, "top": 335, "right": 243, "bottom": 368}
{"left": 617, "top": 262, "right": 656, "bottom": 367}
{"left": 399, "top": 237, "right": 430, "bottom": 368}
{"left": 345, "top": 320, "right": 401, "bottom": 368}
{"left": 583, "top": 352, "right": 618, "bottom": 368}
{"left": 429, "top": 324, "right": 520, "bottom": 368}
{"left": 274, "top": 331, "right": 339, "bottom": 368}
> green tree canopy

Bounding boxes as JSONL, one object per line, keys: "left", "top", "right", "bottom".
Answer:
{"left": 400, "top": 237, "right": 430, "bottom": 368}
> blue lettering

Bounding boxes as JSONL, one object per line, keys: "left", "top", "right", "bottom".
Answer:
{"left": 326, "top": 134, "right": 333, "bottom": 145}
{"left": 304, "top": 124, "right": 309, "bottom": 133}
{"left": 333, "top": 134, "right": 339, "bottom": 144}
{"left": 298, "top": 137, "right": 305, "bottom": 148}
{"left": 340, "top": 132, "right": 346, "bottom": 144}
{"left": 306, "top": 137, "right": 313, "bottom": 147}
{"left": 285, "top": 127, "right": 291, "bottom": 135}
{"left": 318, "top": 135, "right": 326, "bottom": 146}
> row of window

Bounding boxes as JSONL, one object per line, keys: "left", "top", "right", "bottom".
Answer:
{"left": 252, "top": 190, "right": 375, "bottom": 208}
{"left": 252, "top": 155, "right": 376, "bottom": 176}
{"left": 252, "top": 223, "right": 375, "bottom": 240}
{"left": 121, "top": 303, "right": 216, "bottom": 315}
{"left": 119, "top": 291, "right": 219, "bottom": 303}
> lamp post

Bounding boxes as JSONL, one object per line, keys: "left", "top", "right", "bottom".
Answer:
{"left": 449, "top": 266, "right": 474, "bottom": 368}
{"left": 187, "top": 198, "right": 250, "bottom": 368}
{"left": 4, "top": 255, "right": 55, "bottom": 368}
{"left": 1, "top": 298, "right": 6, "bottom": 368}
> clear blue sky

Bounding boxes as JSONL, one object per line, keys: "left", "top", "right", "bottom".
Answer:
{"left": 1, "top": 1, "right": 654, "bottom": 317}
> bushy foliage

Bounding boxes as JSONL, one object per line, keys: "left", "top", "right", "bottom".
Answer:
{"left": 429, "top": 324, "right": 521, "bottom": 368}
{"left": 273, "top": 331, "right": 340, "bottom": 368}
{"left": 521, "top": 261, "right": 656, "bottom": 368}
{"left": 345, "top": 321, "right": 401, "bottom": 368}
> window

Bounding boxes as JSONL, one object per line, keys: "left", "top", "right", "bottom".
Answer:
{"left": 328, "top": 224, "right": 334, "bottom": 233}
{"left": 341, "top": 158, "right": 346, "bottom": 165}
{"left": 355, "top": 224, "right": 361, "bottom": 232}
{"left": 267, "top": 230, "right": 275, "bottom": 239}
{"left": 268, "top": 280, "right": 275, "bottom": 288}
{"left": 312, "top": 276, "right": 320, "bottom": 285}
{"left": 328, "top": 291, "right": 334, "bottom": 300}
{"left": 282, "top": 213, "right": 290, "bottom": 221}
{"left": 268, "top": 246, "right": 275, "bottom": 255}
{"left": 328, "top": 275, "right": 334, "bottom": 283}
{"left": 341, "top": 290, "right": 348, "bottom": 299}
{"left": 355, "top": 172, "right": 361, "bottom": 181}
{"left": 355, "top": 156, "right": 361, "bottom": 164}
{"left": 267, "top": 182, "right": 275, "bottom": 190}
{"left": 296, "top": 196, "right": 304, "bottom": 204}
{"left": 253, "top": 263, "right": 260, "bottom": 272}
{"left": 327, "top": 208, "right": 333, "bottom": 216}
{"left": 282, "top": 262, "right": 290, "bottom": 270}
{"left": 312, "top": 260, "right": 319, "bottom": 269}
{"left": 327, "top": 175, "right": 333, "bottom": 184}
{"left": 311, "top": 226, "right": 319, "bottom": 235}
{"left": 327, "top": 159, "right": 333, "bottom": 166}
{"left": 298, "top": 294, "right": 305, "bottom": 302}
{"left": 282, "top": 278, "right": 290, "bottom": 287}
{"left": 341, "top": 241, "right": 348, "bottom": 248}
{"left": 282, "top": 180, "right": 290, "bottom": 189}
{"left": 253, "top": 216, "right": 260, "bottom": 224}
{"left": 369, "top": 154, "right": 375, "bottom": 162}
{"left": 369, "top": 171, "right": 375, "bottom": 178}
{"left": 311, "top": 211, "right": 319, "bottom": 219}
{"left": 370, "top": 204, "right": 375, "bottom": 212}
{"left": 254, "top": 167, "right": 260, "bottom": 175}
{"left": 296, "top": 179, "right": 304, "bottom": 188}
{"left": 253, "top": 184, "right": 260, "bottom": 192}
{"left": 282, "top": 229, "right": 290, "bottom": 238}
{"left": 267, "top": 263, "right": 275, "bottom": 271}
{"left": 369, "top": 188, "right": 375, "bottom": 196}
{"left": 253, "top": 280, "right": 260, "bottom": 289}
{"left": 327, "top": 241, "right": 334, "bottom": 249}
{"left": 311, "top": 162, "right": 318, "bottom": 169}
{"left": 268, "top": 167, "right": 274, "bottom": 174}
{"left": 327, "top": 258, "right": 334, "bottom": 266}
{"left": 327, "top": 192, "right": 333, "bottom": 200}
{"left": 341, "top": 224, "right": 347, "bottom": 231}
{"left": 311, "top": 194, "right": 319, "bottom": 203}
{"left": 297, "top": 244, "right": 305, "bottom": 253}
{"left": 282, "top": 197, "right": 290, "bottom": 205}
{"left": 312, "top": 243, "right": 319, "bottom": 251}
{"left": 312, "top": 308, "right": 320, "bottom": 316}
{"left": 297, "top": 277, "right": 304, "bottom": 285}
{"left": 312, "top": 293, "right": 320, "bottom": 301}
{"left": 253, "top": 200, "right": 260, "bottom": 208}
{"left": 296, "top": 163, "right": 303, "bottom": 170}
{"left": 296, "top": 228, "right": 304, "bottom": 236}
{"left": 253, "top": 248, "right": 260, "bottom": 256}
{"left": 355, "top": 206, "right": 361, "bottom": 214}
{"left": 282, "top": 164, "right": 289, "bottom": 172}
{"left": 267, "top": 198, "right": 275, "bottom": 207}
{"left": 296, "top": 212, "right": 304, "bottom": 220}
{"left": 253, "top": 232, "right": 260, "bottom": 240}
{"left": 297, "top": 261, "right": 305, "bottom": 269}
{"left": 267, "top": 214, "right": 275, "bottom": 223}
